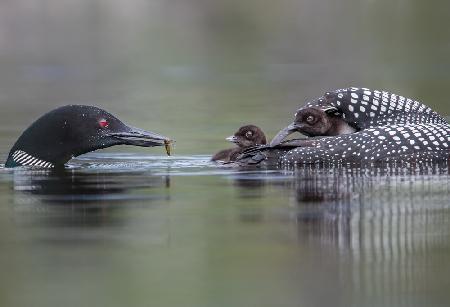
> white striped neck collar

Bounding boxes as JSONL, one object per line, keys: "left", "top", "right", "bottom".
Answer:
{"left": 12, "top": 150, "right": 54, "bottom": 168}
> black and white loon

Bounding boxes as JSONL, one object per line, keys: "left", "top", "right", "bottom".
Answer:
{"left": 5, "top": 105, "right": 173, "bottom": 168}
{"left": 237, "top": 87, "right": 450, "bottom": 165}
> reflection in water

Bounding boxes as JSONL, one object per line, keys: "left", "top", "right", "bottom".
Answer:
{"left": 13, "top": 168, "right": 171, "bottom": 204}
{"left": 289, "top": 164, "right": 450, "bottom": 306}
{"left": 226, "top": 164, "right": 450, "bottom": 306}
{"left": 0, "top": 159, "right": 449, "bottom": 307}
{"left": 230, "top": 170, "right": 294, "bottom": 223}
{"left": 5, "top": 162, "right": 450, "bottom": 254}
{"left": 10, "top": 168, "right": 171, "bottom": 232}
{"left": 290, "top": 164, "right": 450, "bottom": 257}
{"left": 231, "top": 174, "right": 268, "bottom": 223}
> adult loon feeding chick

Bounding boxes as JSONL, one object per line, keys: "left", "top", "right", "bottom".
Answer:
{"left": 212, "top": 125, "right": 266, "bottom": 162}
{"left": 5, "top": 105, "right": 173, "bottom": 168}
{"left": 237, "top": 87, "right": 450, "bottom": 165}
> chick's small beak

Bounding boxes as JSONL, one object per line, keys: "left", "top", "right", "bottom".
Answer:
{"left": 226, "top": 136, "right": 238, "bottom": 143}
{"left": 269, "top": 123, "right": 299, "bottom": 146}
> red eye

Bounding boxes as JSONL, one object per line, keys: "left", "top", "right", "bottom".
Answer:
{"left": 99, "top": 119, "right": 109, "bottom": 128}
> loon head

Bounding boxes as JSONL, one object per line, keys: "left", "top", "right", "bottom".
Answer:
{"left": 225, "top": 125, "right": 267, "bottom": 148}
{"left": 5, "top": 105, "right": 173, "bottom": 168}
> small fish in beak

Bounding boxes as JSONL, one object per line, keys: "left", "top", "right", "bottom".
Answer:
{"left": 164, "top": 139, "right": 173, "bottom": 156}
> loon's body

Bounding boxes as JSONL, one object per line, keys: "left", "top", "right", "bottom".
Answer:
{"left": 212, "top": 125, "right": 266, "bottom": 162}
{"left": 305, "top": 88, "right": 447, "bottom": 128}
{"left": 5, "top": 105, "right": 172, "bottom": 168}
{"left": 237, "top": 88, "right": 450, "bottom": 166}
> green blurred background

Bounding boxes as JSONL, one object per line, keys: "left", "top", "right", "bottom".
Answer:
{"left": 0, "top": 0, "right": 449, "bottom": 157}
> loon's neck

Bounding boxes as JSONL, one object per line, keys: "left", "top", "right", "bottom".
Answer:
{"left": 6, "top": 149, "right": 55, "bottom": 168}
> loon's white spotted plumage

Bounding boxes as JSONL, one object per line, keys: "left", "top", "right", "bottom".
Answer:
{"left": 239, "top": 87, "right": 450, "bottom": 165}
{"left": 280, "top": 122, "right": 449, "bottom": 164}
{"left": 12, "top": 150, "right": 54, "bottom": 168}
{"left": 280, "top": 88, "right": 450, "bottom": 164}
{"left": 309, "top": 87, "right": 448, "bottom": 129}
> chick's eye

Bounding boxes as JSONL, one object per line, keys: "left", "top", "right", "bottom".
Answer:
{"left": 99, "top": 119, "right": 109, "bottom": 128}
{"left": 306, "top": 115, "right": 315, "bottom": 124}
{"left": 245, "top": 131, "right": 253, "bottom": 138}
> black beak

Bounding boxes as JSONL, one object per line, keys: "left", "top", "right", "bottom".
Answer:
{"left": 107, "top": 126, "right": 172, "bottom": 147}
{"left": 269, "top": 123, "right": 301, "bottom": 146}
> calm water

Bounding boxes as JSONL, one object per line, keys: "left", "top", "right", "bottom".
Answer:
{"left": 1, "top": 1, "right": 450, "bottom": 307}
{"left": 0, "top": 154, "right": 449, "bottom": 307}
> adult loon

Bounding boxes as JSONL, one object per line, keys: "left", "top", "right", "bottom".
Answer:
{"left": 237, "top": 87, "right": 450, "bottom": 166}
{"left": 5, "top": 105, "right": 173, "bottom": 168}
{"left": 212, "top": 125, "right": 266, "bottom": 162}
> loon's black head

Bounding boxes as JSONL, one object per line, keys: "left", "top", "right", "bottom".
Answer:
{"left": 226, "top": 125, "right": 267, "bottom": 148}
{"left": 5, "top": 105, "right": 172, "bottom": 168}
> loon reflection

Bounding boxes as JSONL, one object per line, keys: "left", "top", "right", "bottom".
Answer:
{"left": 290, "top": 163, "right": 450, "bottom": 256}
{"left": 13, "top": 168, "right": 170, "bottom": 203}
{"left": 10, "top": 168, "right": 171, "bottom": 230}
{"left": 229, "top": 163, "right": 450, "bottom": 256}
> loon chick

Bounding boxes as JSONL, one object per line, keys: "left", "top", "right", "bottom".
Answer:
{"left": 270, "top": 105, "right": 357, "bottom": 146}
{"left": 237, "top": 87, "right": 450, "bottom": 166}
{"left": 5, "top": 105, "right": 173, "bottom": 168}
{"left": 212, "top": 125, "right": 267, "bottom": 162}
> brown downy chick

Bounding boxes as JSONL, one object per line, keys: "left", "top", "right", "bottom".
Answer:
{"left": 270, "top": 106, "right": 357, "bottom": 146}
{"left": 212, "top": 125, "right": 267, "bottom": 162}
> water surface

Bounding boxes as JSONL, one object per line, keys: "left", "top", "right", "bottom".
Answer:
{"left": 0, "top": 153, "right": 449, "bottom": 307}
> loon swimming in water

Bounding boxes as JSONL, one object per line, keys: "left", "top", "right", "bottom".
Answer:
{"left": 5, "top": 105, "right": 173, "bottom": 168}
{"left": 237, "top": 87, "right": 450, "bottom": 165}
{"left": 212, "top": 125, "right": 266, "bottom": 162}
